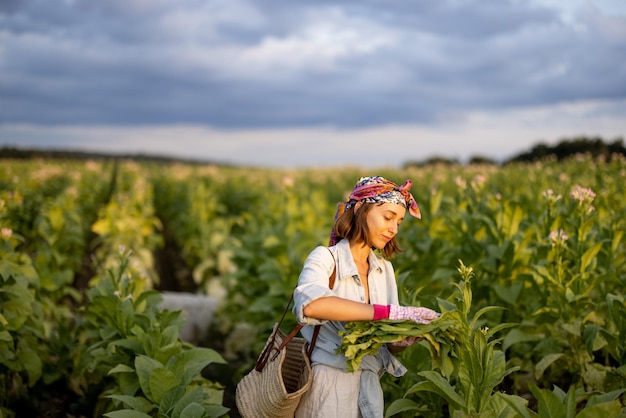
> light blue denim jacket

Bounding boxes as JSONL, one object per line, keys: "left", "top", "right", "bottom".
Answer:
{"left": 293, "top": 239, "right": 407, "bottom": 418}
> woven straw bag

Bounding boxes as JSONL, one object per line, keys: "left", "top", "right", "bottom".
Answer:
{"left": 235, "top": 323, "right": 313, "bottom": 417}
{"left": 235, "top": 248, "right": 336, "bottom": 418}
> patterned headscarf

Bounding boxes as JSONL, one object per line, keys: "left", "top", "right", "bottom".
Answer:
{"left": 329, "top": 176, "right": 421, "bottom": 245}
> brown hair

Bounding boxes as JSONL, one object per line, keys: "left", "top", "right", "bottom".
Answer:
{"left": 331, "top": 202, "right": 402, "bottom": 259}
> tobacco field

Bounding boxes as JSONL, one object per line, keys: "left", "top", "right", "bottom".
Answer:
{"left": 0, "top": 155, "right": 625, "bottom": 417}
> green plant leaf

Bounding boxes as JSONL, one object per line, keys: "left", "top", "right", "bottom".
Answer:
{"left": 117, "top": 298, "right": 136, "bottom": 336}
{"left": 528, "top": 384, "right": 566, "bottom": 418}
{"left": 384, "top": 398, "right": 425, "bottom": 417}
{"left": 580, "top": 242, "right": 602, "bottom": 273}
{"left": 437, "top": 297, "right": 458, "bottom": 313}
{"left": 180, "top": 402, "right": 206, "bottom": 418}
{"left": 486, "top": 322, "right": 518, "bottom": 340}
{"left": 134, "top": 290, "right": 163, "bottom": 311}
{"left": 469, "top": 306, "right": 504, "bottom": 331}
{"left": 1, "top": 287, "right": 33, "bottom": 330}
{"left": 111, "top": 338, "right": 144, "bottom": 354}
{"left": 503, "top": 203, "right": 523, "bottom": 238}
{"left": 117, "top": 371, "right": 141, "bottom": 399}
{"left": 494, "top": 392, "right": 532, "bottom": 418}
{"left": 18, "top": 344, "right": 42, "bottom": 386}
{"left": 585, "top": 389, "right": 626, "bottom": 407}
{"left": 179, "top": 347, "right": 225, "bottom": 386}
{"left": 576, "top": 400, "right": 622, "bottom": 418}
{"left": 173, "top": 387, "right": 204, "bottom": 418}
{"left": 103, "top": 410, "right": 153, "bottom": 418}
{"left": 161, "top": 325, "right": 181, "bottom": 346}
{"left": 203, "top": 404, "right": 230, "bottom": 418}
{"left": 410, "top": 371, "right": 466, "bottom": 410}
{"left": 108, "top": 364, "right": 135, "bottom": 374}
{"left": 155, "top": 343, "right": 182, "bottom": 366}
{"left": 148, "top": 368, "right": 179, "bottom": 404}
{"left": 492, "top": 281, "right": 524, "bottom": 306}
{"left": 158, "top": 386, "right": 185, "bottom": 416}
{"left": 502, "top": 328, "right": 544, "bottom": 351}
{"left": 534, "top": 353, "right": 563, "bottom": 380}
{"left": 562, "top": 386, "right": 576, "bottom": 418}
{"left": 135, "top": 355, "right": 163, "bottom": 399}
{"left": 107, "top": 395, "right": 154, "bottom": 413}
{"left": 582, "top": 324, "right": 607, "bottom": 354}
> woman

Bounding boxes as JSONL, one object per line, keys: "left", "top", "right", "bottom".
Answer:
{"left": 293, "top": 176, "right": 440, "bottom": 418}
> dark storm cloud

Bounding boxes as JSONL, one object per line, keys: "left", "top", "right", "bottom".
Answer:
{"left": 0, "top": 0, "right": 624, "bottom": 129}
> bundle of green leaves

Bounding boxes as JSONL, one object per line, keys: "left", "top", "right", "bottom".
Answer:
{"left": 337, "top": 312, "right": 462, "bottom": 372}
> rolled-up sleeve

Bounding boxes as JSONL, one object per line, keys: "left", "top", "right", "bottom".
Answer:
{"left": 293, "top": 246, "right": 335, "bottom": 325}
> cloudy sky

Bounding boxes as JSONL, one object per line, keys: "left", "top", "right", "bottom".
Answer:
{"left": 1, "top": 0, "right": 625, "bottom": 168}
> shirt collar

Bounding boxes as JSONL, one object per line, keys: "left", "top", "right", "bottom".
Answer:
{"left": 335, "top": 239, "right": 383, "bottom": 280}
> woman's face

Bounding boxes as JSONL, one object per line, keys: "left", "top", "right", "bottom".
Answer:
{"left": 365, "top": 202, "right": 406, "bottom": 249}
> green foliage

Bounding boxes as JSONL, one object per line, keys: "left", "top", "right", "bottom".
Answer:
{"left": 0, "top": 228, "right": 46, "bottom": 411}
{"left": 1, "top": 155, "right": 625, "bottom": 416}
{"left": 209, "top": 170, "right": 339, "bottom": 366}
{"left": 386, "top": 261, "right": 527, "bottom": 417}
{"left": 151, "top": 166, "right": 235, "bottom": 292}
{"left": 81, "top": 248, "right": 229, "bottom": 417}
{"left": 528, "top": 384, "right": 625, "bottom": 418}
{"left": 105, "top": 349, "right": 228, "bottom": 418}
{"left": 392, "top": 157, "right": 625, "bottom": 412}
{"left": 91, "top": 162, "right": 163, "bottom": 286}
{"left": 338, "top": 317, "right": 462, "bottom": 373}
{"left": 0, "top": 161, "right": 230, "bottom": 416}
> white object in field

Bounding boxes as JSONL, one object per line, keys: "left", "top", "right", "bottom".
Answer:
{"left": 160, "top": 292, "right": 218, "bottom": 344}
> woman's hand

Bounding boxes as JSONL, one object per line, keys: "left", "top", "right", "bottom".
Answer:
{"left": 387, "top": 336, "right": 423, "bottom": 355}
{"left": 389, "top": 336, "right": 423, "bottom": 347}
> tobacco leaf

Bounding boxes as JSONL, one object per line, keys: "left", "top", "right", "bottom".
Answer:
{"left": 336, "top": 313, "right": 462, "bottom": 372}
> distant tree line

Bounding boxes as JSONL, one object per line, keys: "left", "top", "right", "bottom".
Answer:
{"left": 505, "top": 136, "right": 625, "bottom": 163}
{"left": 0, "top": 146, "right": 229, "bottom": 166}
{"left": 402, "top": 136, "right": 625, "bottom": 168}
{"left": 1, "top": 136, "right": 624, "bottom": 167}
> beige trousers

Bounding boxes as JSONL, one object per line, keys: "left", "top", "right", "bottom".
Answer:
{"left": 295, "top": 363, "right": 363, "bottom": 418}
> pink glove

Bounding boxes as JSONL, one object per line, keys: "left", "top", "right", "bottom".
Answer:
{"left": 372, "top": 304, "right": 440, "bottom": 324}
{"left": 388, "top": 305, "right": 440, "bottom": 324}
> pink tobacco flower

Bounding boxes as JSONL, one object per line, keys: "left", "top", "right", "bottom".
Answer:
{"left": 542, "top": 189, "right": 563, "bottom": 204}
{"left": 548, "top": 229, "right": 568, "bottom": 246}
{"left": 1, "top": 227, "right": 12, "bottom": 240}
{"left": 570, "top": 185, "right": 596, "bottom": 203}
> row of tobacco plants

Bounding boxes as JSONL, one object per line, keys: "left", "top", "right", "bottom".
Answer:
{"left": 1, "top": 154, "right": 625, "bottom": 417}
{"left": 0, "top": 160, "right": 228, "bottom": 417}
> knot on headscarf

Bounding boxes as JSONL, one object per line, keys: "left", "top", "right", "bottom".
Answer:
{"left": 329, "top": 176, "right": 421, "bottom": 246}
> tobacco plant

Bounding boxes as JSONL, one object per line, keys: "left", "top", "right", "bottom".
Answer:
{"left": 75, "top": 247, "right": 228, "bottom": 417}
{"left": 91, "top": 162, "right": 163, "bottom": 286}
{"left": 528, "top": 384, "right": 625, "bottom": 418}
{"left": 385, "top": 261, "right": 527, "bottom": 418}
{"left": 0, "top": 227, "right": 46, "bottom": 417}
{"left": 1, "top": 155, "right": 625, "bottom": 415}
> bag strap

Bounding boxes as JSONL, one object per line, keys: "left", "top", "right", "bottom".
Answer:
{"left": 255, "top": 247, "right": 336, "bottom": 372}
